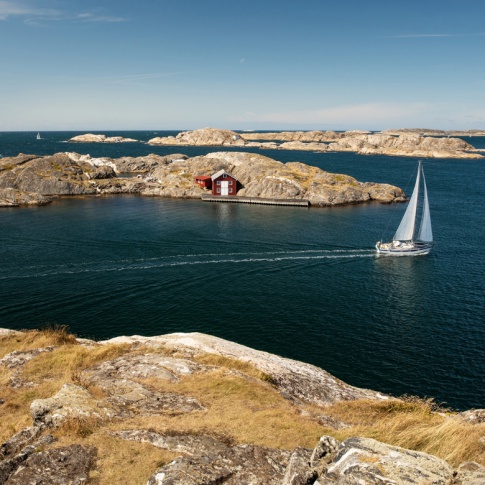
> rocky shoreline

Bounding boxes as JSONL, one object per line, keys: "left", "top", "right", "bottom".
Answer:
{"left": 0, "top": 151, "right": 404, "bottom": 208}
{"left": 67, "top": 127, "right": 484, "bottom": 159}
{"left": 1, "top": 327, "right": 484, "bottom": 484}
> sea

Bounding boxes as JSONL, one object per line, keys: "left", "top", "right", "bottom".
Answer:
{"left": 0, "top": 131, "right": 484, "bottom": 411}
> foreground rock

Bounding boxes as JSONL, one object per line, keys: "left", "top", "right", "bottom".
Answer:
{"left": 1, "top": 328, "right": 484, "bottom": 483}
{"left": 0, "top": 151, "right": 404, "bottom": 207}
{"left": 148, "top": 127, "right": 482, "bottom": 158}
{"left": 114, "top": 430, "right": 292, "bottom": 485}
{"left": 4, "top": 444, "right": 96, "bottom": 484}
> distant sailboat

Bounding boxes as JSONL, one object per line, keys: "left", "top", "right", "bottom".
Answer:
{"left": 36, "top": 133, "right": 41, "bottom": 140}
{"left": 376, "top": 161, "right": 433, "bottom": 256}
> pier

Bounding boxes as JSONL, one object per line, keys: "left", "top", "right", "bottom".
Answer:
{"left": 201, "top": 195, "right": 309, "bottom": 207}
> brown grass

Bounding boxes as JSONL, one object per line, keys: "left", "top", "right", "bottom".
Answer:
{"left": 194, "top": 353, "right": 274, "bottom": 382}
{"left": 130, "top": 369, "right": 326, "bottom": 450}
{"left": 326, "top": 397, "right": 485, "bottom": 467}
{"left": 50, "top": 431, "right": 177, "bottom": 485}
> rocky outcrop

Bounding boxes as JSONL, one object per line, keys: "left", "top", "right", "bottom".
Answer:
{"left": 114, "top": 153, "right": 188, "bottom": 173}
{"left": 313, "top": 436, "right": 454, "bottom": 484}
{"left": 0, "top": 150, "right": 405, "bottom": 207}
{"left": 284, "top": 133, "right": 482, "bottom": 159}
{"left": 102, "top": 332, "right": 387, "bottom": 405}
{"left": 147, "top": 127, "right": 482, "bottom": 158}
{"left": 0, "top": 153, "right": 96, "bottom": 196}
{"left": 381, "top": 128, "right": 485, "bottom": 137}
{"left": 327, "top": 132, "right": 479, "bottom": 159}
{"left": 0, "top": 153, "right": 148, "bottom": 205}
{"left": 114, "top": 430, "right": 292, "bottom": 484}
{"left": 242, "top": 130, "right": 342, "bottom": 142}
{"left": 68, "top": 133, "right": 138, "bottom": 143}
{"left": 0, "top": 188, "right": 52, "bottom": 207}
{"left": 148, "top": 127, "right": 246, "bottom": 146}
{"left": 458, "top": 409, "right": 485, "bottom": 424}
{"left": 144, "top": 151, "right": 404, "bottom": 206}
{"left": 30, "top": 384, "right": 113, "bottom": 427}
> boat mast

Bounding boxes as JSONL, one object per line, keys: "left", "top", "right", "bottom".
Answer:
{"left": 417, "top": 164, "right": 433, "bottom": 243}
{"left": 393, "top": 161, "right": 421, "bottom": 242}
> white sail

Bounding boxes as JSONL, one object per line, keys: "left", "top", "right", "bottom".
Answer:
{"left": 393, "top": 164, "right": 420, "bottom": 242}
{"left": 417, "top": 168, "right": 433, "bottom": 242}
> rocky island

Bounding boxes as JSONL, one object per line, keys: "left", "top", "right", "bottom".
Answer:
{"left": 68, "top": 134, "right": 139, "bottom": 143}
{"left": 147, "top": 127, "right": 483, "bottom": 159}
{"left": 0, "top": 151, "right": 404, "bottom": 207}
{"left": 0, "top": 326, "right": 484, "bottom": 484}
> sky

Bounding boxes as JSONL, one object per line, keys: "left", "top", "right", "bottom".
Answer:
{"left": 1, "top": 0, "right": 484, "bottom": 131}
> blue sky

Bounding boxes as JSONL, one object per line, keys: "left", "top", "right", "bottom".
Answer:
{"left": 1, "top": 0, "right": 484, "bottom": 131}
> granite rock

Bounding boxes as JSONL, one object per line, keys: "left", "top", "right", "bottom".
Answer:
{"left": 453, "top": 461, "right": 485, "bottom": 484}
{"left": 101, "top": 332, "right": 388, "bottom": 406}
{"left": 115, "top": 430, "right": 292, "bottom": 485}
{"left": 317, "top": 436, "right": 454, "bottom": 484}
{"left": 30, "top": 384, "right": 113, "bottom": 427}
{"left": 4, "top": 444, "right": 96, "bottom": 484}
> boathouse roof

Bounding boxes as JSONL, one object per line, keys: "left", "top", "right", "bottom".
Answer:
{"left": 211, "top": 170, "right": 240, "bottom": 182}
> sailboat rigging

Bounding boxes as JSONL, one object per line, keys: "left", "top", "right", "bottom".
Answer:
{"left": 376, "top": 161, "right": 433, "bottom": 256}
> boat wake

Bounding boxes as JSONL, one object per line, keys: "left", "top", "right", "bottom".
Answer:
{"left": 0, "top": 249, "right": 375, "bottom": 280}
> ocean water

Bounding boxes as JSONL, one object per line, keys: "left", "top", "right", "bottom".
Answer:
{"left": 0, "top": 131, "right": 484, "bottom": 410}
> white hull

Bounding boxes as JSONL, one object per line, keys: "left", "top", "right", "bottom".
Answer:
{"left": 376, "top": 241, "right": 433, "bottom": 256}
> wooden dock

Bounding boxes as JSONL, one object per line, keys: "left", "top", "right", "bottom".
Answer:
{"left": 201, "top": 195, "right": 309, "bottom": 207}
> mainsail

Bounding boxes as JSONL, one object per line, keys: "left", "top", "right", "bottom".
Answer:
{"left": 417, "top": 169, "right": 433, "bottom": 242}
{"left": 393, "top": 164, "right": 421, "bottom": 242}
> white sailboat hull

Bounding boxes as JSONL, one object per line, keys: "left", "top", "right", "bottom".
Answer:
{"left": 376, "top": 241, "right": 433, "bottom": 256}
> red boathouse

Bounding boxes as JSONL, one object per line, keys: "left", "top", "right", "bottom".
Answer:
{"left": 211, "top": 170, "right": 239, "bottom": 196}
{"left": 195, "top": 175, "right": 212, "bottom": 189}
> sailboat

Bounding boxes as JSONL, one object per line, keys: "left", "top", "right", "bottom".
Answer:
{"left": 376, "top": 161, "right": 433, "bottom": 256}
{"left": 36, "top": 133, "right": 41, "bottom": 140}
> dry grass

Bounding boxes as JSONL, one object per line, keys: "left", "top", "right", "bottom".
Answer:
{"left": 326, "top": 397, "right": 485, "bottom": 467}
{"left": 194, "top": 353, "right": 274, "bottom": 382}
{"left": 0, "top": 326, "right": 76, "bottom": 359}
{"left": 50, "top": 431, "right": 177, "bottom": 485}
{"left": 131, "top": 369, "right": 326, "bottom": 450}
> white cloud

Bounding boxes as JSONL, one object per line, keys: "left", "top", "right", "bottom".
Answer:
{"left": 75, "top": 12, "right": 126, "bottom": 23}
{"left": 0, "top": 1, "right": 58, "bottom": 20}
{"left": 234, "top": 102, "right": 429, "bottom": 126}
{"left": 0, "top": 1, "right": 127, "bottom": 24}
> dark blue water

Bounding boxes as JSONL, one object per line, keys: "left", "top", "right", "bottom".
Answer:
{"left": 0, "top": 131, "right": 484, "bottom": 410}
